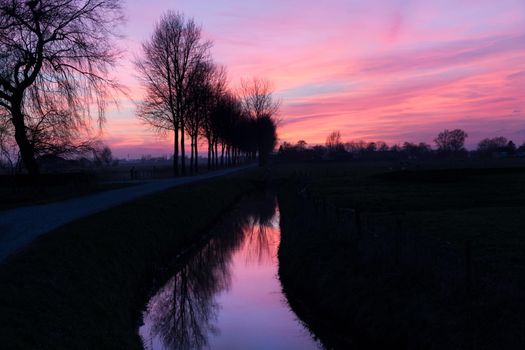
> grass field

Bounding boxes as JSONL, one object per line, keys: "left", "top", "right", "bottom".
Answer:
{"left": 0, "top": 169, "right": 259, "bottom": 349}
{"left": 276, "top": 160, "right": 525, "bottom": 349}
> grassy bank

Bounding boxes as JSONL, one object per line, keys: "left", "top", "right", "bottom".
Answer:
{"left": 0, "top": 170, "right": 259, "bottom": 349}
{"left": 0, "top": 172, "right": 139, "bottom": 211}
{"left": 277, "top": 162, "right": 525, "bottom": 349}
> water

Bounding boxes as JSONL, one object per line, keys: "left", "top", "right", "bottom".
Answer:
{"left": 139, "top": 193, "right": 321, "bottom": 350}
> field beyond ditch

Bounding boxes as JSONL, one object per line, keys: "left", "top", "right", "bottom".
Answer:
{"left": 276, "top": 161, "right": 525, "bottom": 349}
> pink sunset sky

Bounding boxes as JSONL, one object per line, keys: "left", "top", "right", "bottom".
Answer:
{"left": 104, "top": 0, "right": 525, "bottom": 157}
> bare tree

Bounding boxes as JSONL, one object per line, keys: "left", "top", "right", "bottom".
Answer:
{"left": 199, "top": 66, "right": 227, "bottom": 170}
{"left": 239, "top": 77, "right": 280, "bottom": 120}
{"left": 135, "top": 11, "right": 211, "bottom": 176}
{"left": 326, "top": 131, "right": 343, "bottom": 150}
{"left": 93, "top": 145, "right": 113, "bottom": 167}
{"left": 0, "top": 0, "right": 124, "bottom": 177}
{"left": 211, "top": 92, "right": 239, "bottom": 167}
{"left": 239, "top": 77, "right": 279, "bottom": 166}
{"left": 434, "top": 129, "right": 468, "bottom": 153}
{"left": 477, "top": 137, "right": 508, "bottom": 153}
{"left": 186, "top": 62, "right": 218, "bottom": 173}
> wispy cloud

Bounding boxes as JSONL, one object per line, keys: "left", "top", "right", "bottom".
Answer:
{"left": 104, "top": 0, "right": 525, "bottom": 155}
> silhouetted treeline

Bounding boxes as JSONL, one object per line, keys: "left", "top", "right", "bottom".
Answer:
{"left": 135, "top": 12, "right": 278, "bottom": 176}
{"left": 278, "top": 129, "right": 525, "bottom": 162}
{"left": 0, "top": 4, "right": 278, "bottom": 178}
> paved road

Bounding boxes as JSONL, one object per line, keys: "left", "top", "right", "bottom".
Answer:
{"left": 0, "top": 165, "right": 255, "bottom": 263}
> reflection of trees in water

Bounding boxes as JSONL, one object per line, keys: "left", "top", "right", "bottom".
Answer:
{"left": 240, "top": 193, "right": 279, "bottom": 265}
{"left": 142, "top": 193, "right": 278, "bottom": 350}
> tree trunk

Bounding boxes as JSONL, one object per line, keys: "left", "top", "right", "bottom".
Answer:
{"left": 173, "top": 127, "right": 179, "bottom": 177}
{"left": 194, "top": 137, "right": 198, "bottom": 174}
{"left": 207, "top": 140, "right": 212, "bottom": 170}
{"left": 211, "top": 141, "right": 215, "bottom": 169}
{"left": 11, "top": 99, "right": 39, "bottom": 178}
{"left": 189, "top": 139, "right": 194, "bottom": 174}
{"left": 214, "top": 141, "right": 218, "bottom": 167}
{"left": 221, "top": 143, "right": 225, "bottom": 167}
{"left": 180, "top": 119, "right": 186, "bottom": 176}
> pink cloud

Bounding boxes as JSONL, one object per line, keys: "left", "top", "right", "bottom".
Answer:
{"left": 102, "top": 0, "right": 525, "bottom": 155}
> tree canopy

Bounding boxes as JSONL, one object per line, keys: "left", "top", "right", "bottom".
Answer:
{"left": 0, "top": 0, "right": 124, "bottom": 176}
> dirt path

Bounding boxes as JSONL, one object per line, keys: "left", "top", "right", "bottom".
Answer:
{"left": 0, "top": 165, "right": 255, "bottom": 263}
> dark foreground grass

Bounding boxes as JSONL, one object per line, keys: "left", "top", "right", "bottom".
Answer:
{"left": 277, "top": 161, "right": 525, "bottom": 349}
{"left": 0, "top": 173, "right": 138, "bottom": 211}
{"left": 0, "top": 170, "right": 259, "bottom": 349}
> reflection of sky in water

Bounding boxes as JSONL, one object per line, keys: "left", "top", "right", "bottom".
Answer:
{"left": 139, "top": 195, "right": 321, "bottom": 350}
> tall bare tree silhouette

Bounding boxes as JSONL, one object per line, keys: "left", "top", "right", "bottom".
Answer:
{"left": 0, "top": 0, "right": 124, "bottom": 178}
{"left": 239, "top": 78, "right": 279, "bottom": 166}
{"left": 199, "top": 66, "right": 228, "bottom": 170}
{"left": 240, "top": 78, "right": 280, "bottom": 120}
{"left": 135, "top": 12, "right": 212, "bottom": 176}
